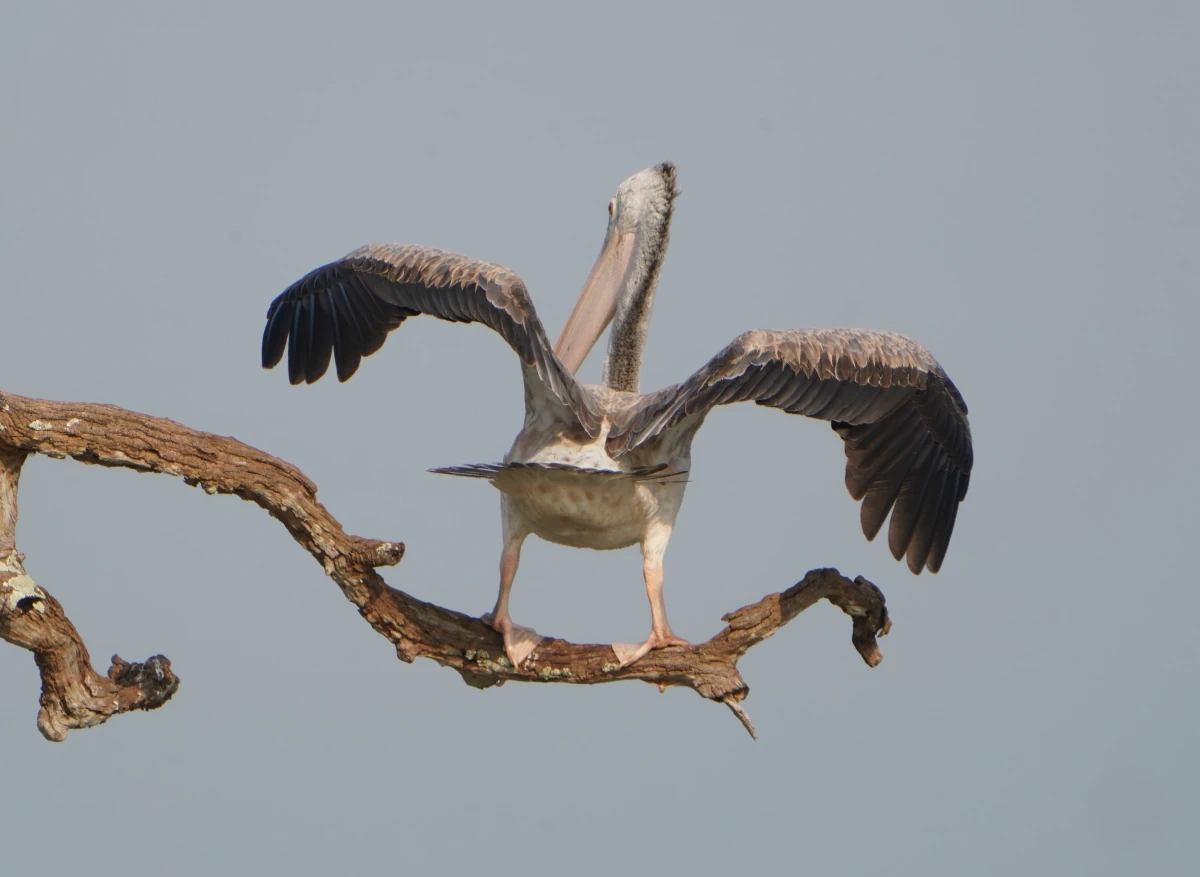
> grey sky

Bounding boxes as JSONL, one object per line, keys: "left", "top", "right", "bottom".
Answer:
{"left": 2, "top": 2, "right": 1196, "bottom": 874}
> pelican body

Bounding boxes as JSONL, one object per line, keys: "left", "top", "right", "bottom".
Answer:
{"left": 261, "top": 163, "right": 974, "bottom": 668}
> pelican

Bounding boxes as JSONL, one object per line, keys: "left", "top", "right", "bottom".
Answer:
{"left": 261, "top": 162, "right": 973, "bottom": 669}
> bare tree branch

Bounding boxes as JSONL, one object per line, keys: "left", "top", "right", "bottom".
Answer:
{"left": 0, "top": 389, "right": 889, "bottom": 740}
{"left": 0, "top": 445, "right": 179, "bottom": 740}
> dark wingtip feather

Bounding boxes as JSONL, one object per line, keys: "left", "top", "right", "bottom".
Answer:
{"left": 859, "top": 444, "right": 927, "bottom": 544}
{"left": 287, "top": 299, "right": 311, "bottom": 385}
{"left": 305, "top": 290, "right": 335, "bottom": 384}
{"left": 905, "top": 465, "right": 949, "bottom": 574}
{"left": 335, "top": 347, "right": 362, "bottom": 382}
{"left": 262, "top": 298, "right": 292, "bottom": 369}
{"left": 925, "top": 470, "right": 963, "bottom": 573}
{"left": 887, "top": 447, "right": 947, "bottom": 563}
{"left": 861, "top": 500, "right": 884, "bottom": 543}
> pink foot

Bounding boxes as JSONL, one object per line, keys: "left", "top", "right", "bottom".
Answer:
{"left": 611, "top": 631, "right": 691, "bottom": 668}
{"left": 482, "top": 612, "right": 544, "bottom": 669}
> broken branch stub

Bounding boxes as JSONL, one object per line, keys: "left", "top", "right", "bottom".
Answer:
{"left": 0, "top": 389, "right": 889, "bottom": 740}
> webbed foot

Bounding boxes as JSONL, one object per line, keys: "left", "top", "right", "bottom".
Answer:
{"left": 611, "top": 631, "right": 691, "bottom": 668}
{"left": 482, "top": 612, "right": 544, "bottom": 669}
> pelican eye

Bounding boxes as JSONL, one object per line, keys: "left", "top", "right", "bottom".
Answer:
{"left": 608, "top": 199, "right": 615, "bottom": 216}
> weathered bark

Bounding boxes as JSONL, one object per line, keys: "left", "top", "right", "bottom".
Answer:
{"left": 0, "top": 389, "right": 889, "bottom": 741}
{"left": 0, "top": 445, "right": 179, "bottom": 740}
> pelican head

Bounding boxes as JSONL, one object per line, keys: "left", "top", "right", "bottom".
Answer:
{"left": 553, "top": 162, "right": 677, "bottom": 389}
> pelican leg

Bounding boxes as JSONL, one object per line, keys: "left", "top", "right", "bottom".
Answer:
{"left": 612, "top": 552, "right": 690, "bottom": 667}
{"left": 481, "top": 530, "right": 542, "bottom": 669}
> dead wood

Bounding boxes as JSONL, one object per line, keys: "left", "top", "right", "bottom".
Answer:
{"left": 0, "top": 389, "right": 889, "bottom": 741}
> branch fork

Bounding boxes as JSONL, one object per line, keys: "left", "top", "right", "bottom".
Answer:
{"left": 1, "top": 390, "right": 889, "bottom": 741}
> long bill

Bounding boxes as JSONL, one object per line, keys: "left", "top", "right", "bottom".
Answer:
{"left": 553, "top": 229, "right": 637, "bottom": 374}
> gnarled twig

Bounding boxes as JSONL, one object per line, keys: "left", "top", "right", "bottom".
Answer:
{"left": 0, "top": 389, "right": 889, "bottom": 740}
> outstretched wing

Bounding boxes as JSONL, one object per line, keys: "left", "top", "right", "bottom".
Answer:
{"left": 261, "top": 243, "right": 599, "bottom": 432}
{"left": 609, "top": 328, "right": 973, "bottom": 574}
